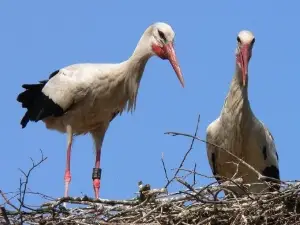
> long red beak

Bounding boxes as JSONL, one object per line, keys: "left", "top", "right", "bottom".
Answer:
{"left": 239, "top": 44, "right": 250, "bottom": 87}
{"left": 163, "top": 42, "right": 185, "bottom": 88}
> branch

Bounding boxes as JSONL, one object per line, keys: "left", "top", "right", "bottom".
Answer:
{"left": 17, "top": 150, "right": 47, "bottom": 224}
{"left": 0, "top": 207, "right": 10, "bottom": 225}
{"left": 160, "top": 152, "right": 170, "bottom": 185}
{"left": 164, "top": 114, "right": 201, "bottom": 188}
{"left": 0, "top": 191, "right": 18, "bottom": 211}
{"left": 164, "top": 131, "right": 282, "bottom": 184}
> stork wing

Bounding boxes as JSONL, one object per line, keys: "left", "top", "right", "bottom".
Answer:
{"left": 261, "top": 122, "right": 279, "bottom": 167}
{"left": 42, "top": 64, "right": 101, "bottom": 111}
{"left": 206, "top": 118, "right": 223, "bottom": 182}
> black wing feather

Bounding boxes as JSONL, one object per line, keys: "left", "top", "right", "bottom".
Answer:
{"left": 17, "top": 69, "right": 64, "bottom": 128}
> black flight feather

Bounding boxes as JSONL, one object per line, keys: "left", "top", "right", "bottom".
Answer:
{"left": 17, "top": 70, "right": 64, "bottom": 128}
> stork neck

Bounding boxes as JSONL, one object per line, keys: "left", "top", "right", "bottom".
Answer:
{"left": 221, "top": 64, "right": 252, "bottom": 118}
{"left": 124, "top": 43, "right": 151, "bottom": 83}
{"left": 124, "top": 33, "right": 153, "bottom": 76}
{"left": 130, "top": 30, "right": 153, "bottom": 62}
{"left": 120, "top": 34, "right": 153, "bottom": 113}
{"left": 232, "top": 64, "right": 249, "bottom": 93}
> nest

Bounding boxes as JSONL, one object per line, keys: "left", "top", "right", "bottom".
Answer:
{"left": 1, "top": 179, "right": 300, "bottom": 225}
{"left": 1, "top": 117, "right": 297, "bottom": 224}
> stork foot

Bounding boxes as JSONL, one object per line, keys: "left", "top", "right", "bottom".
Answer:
{"left": 64, "top": 170, "right": 71, "bottom": 197}
{"left": 93, "top": 178, "right": 100, "bottom": 199}
{"left": 92, "top": 168, "right": 102, "bottom": 199}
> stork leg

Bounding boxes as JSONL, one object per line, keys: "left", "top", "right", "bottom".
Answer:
{"left": 64, "top": 125, "right": 73, "bottom": 197}
{"left": 93, "top": 146, "right": 102, "bottom": 199}
{"left": 91, "top": 126, "right": 107, "bottom": 199}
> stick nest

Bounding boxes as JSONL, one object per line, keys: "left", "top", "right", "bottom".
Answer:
{"left": 1, "top": 179, "right": 300, "bottom": 225}
{"left": 1, "top": 116, "right": 297, "bottom": 224}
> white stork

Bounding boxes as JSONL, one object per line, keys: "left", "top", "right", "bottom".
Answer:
{"left": 206, "top": 30, "right": 280, "bottom": 195}
{"left": 17, "top": 22, "right": 184, "bottom": 199}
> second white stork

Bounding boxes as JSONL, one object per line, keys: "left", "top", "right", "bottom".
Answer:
{"left": 17, "top": 22, "right": 185, "bottom": 199}
{"left": 206, "top": 30, "right": 280, "bottom": 195}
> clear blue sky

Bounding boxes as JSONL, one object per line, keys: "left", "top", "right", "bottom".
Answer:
{"left": 0, "top": 1, "right": 299, "bottom": 204}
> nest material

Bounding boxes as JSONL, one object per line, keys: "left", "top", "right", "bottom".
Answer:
{"left": 1, "top": 120, "right": 297, "bottom": 224}
{"left": 1, "top": 180, "right": 300, "bottom": 225}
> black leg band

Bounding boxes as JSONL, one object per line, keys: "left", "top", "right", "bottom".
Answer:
{"left": 92, "top": 168, "right": 102, "bottom": 180}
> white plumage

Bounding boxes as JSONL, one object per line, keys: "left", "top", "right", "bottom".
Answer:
{"left": 42, "top": 63, "right": 142, "bottom": 134}
{"left": 17, "top": 22, "right": 184, "bottom": 199}
{"left": 206, "top": 30, "right": 280, "bottom": 195}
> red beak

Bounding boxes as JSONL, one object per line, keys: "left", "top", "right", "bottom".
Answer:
{"left": 163, "top": 42, "right": 185, "bottom": 88}
{"left": 239, "top": 44, "right": 250, "bottom": 86}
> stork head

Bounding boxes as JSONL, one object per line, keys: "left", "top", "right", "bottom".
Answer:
{"left": 149, "top": 22, "right": 184, "bottom": 87}
{"left": 235, "top": 30, "right": 255, "bottom": 87}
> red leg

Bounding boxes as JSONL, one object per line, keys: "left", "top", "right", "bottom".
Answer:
{"left": 92, "top": 148, "right": 102, "bottom": 199}
{"left": 91, "top": 127, "right": 108, "bottom": 199}
{"left": 64, "top": 125, "right": 73, "bottom": 197}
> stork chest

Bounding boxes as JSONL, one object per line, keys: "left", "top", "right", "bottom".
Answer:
{"left": 84, "top": 87, "right": 128, "bottom": 119}
{"left": 219, "top": 113, "right": 254, "bottom": 156}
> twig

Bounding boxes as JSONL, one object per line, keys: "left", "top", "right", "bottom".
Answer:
{"left": 197, "top": 216, "right": 214, "bottom": 225}
{"left": 18, "top": 150, "right": 47, "bottom": 210}
{"left": 0, "top": 190, "right": 18, "bottom": 211}
{"left": 192, "top": 163, "right": 197, "bottom": 187}
{"left": 43, "top": 196, "right": 139, "bottom": 208}
{"left": 0, "top": 207, "right": 10, "bottom": 225}
{"left": 164, "top": 131, "right": 281, "bottom": 184}
{"left": 132, "top": 202, "right": 169, "bottom": 224}
{"left": 17, "top": 150, "right": 47, "bottom": 224}
{"left": 161, "top": 152, "right": 170, "bottom": 184}
{"left": 165, "top": 114, "right": 201, "bottom": 188}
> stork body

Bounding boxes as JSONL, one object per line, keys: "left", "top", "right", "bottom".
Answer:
{"left": 17, "top": 22, "right": 184, "bottom": 199}
{"left": 206, "top": 30, "right": 280, "bottom": 194}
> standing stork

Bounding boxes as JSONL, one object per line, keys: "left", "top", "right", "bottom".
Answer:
{"left": 17, "top": 22, "right": 185, "bottom": 199}
{"left": 206, "top": 30, "right": 280, "bottom": 195}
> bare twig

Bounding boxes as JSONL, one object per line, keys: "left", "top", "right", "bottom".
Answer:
{"left": 165, "top": 114, "right": 201, "bottom": 188}
{"left": 164, "top": 131, "right": 282, "bottom": 184}
{"left": 0, "top": 190, "right": 18, "bottom": 211}
{"left": 192, "top": 163, "right": 197, "bottom": 187}
{"left": 18, "top": 150, "right": 47, "bottom": 209}
{"left": 161, "top": 152, "right": 170, "bottom": 185}
{"left": 17, "top": 150, "right": 47, "bottom": 224}
{"left": 0, "top": 207, "right": 10, "bottom": 225}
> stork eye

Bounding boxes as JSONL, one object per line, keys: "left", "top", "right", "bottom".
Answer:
{"left": 158, "top": 30, "right": 167, "bottom": 42}
{"left": 251, "top": 38, "right": 256, "bottom": 45}
{"left": 237, "top": 36, "right": 241, "bottom": 43}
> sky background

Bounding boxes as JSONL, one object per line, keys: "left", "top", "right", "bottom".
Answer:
{"left": 0, "top": 1, "right": 299, "bottom": 206}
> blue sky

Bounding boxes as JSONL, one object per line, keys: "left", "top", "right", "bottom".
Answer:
{"left": 0, "top": 1, "right": 299, "bottom": 204}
